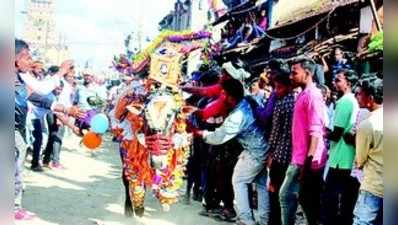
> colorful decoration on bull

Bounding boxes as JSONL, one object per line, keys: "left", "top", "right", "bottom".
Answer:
{"left": 111, "top": 30, "right": 208, "bottom": 215}
{"left": 112, "top": 30, "right": 212, "bottom": 76}
{"left": 114, "top": 85, "right": 192, "bottom": 213}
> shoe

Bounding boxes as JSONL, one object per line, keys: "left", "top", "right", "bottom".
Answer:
{"left": 198, "top": 209, "right": 210, "bottom": 217}
{"left": 192, "top": 191, "right": 202, "bottom": 202}
{"left": 51, "top": 162, "right": 65, "bottom": 169}
{"left": 14, "top": 208, "right": 36, "bottom": 220}
{"left": 235, "top": 220, "right": 248, "bottom": 225}
{"left": 198, "top": 208, "right": 222, "bottom": 217}
{"left": 42, "top": 162, "right": 51, "bottom": 169}
{"left": 182, "top": 194, "right": 191, "bottom": 205}
{"left": 215, "top": 208, "right": 237, "bottom": 222}
{"left": 235, "top": 220, "right": 257, "bottom": 225}
{"left": 31, "top": 165, "right": 44, "bottom": 172}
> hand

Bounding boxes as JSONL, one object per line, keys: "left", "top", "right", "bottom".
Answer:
{"left": 298, "top": 156, "right": 313, "bottom": 183}
{"left": 308, "top": 51, "right": 319, "bottom": 58}
{"left": 58, "top": 60, "right": 74, "bottom": 76}
{"left": 55, "top": 118, "right": 64, "bottom": 127}
{"left": 52, "top": 104, "right": 66, "bottom": 114}
{"left": 192, "top": 129, "right": 203, "bottom": 138}
{"left": 66, "top": 106, "right": 85, "bottom": 118}
{"left": 325, "top": 127, "right": 332, "bottom": 138}
{"left": 266, "top": 157, "right": 272, "bottom": 169}
{"left": 193, "top": 109, "right": 203, "bottom": 120}
{"left": 72, "top": 126, "right": 82, "bottom": 136}
{"left": 185, "top": 119, "right": 196, "bottom": 133}
{"left": 180, "top": 85, "right": 193, "bottom": 92}
{"left": 267, "top": 181, "right": 276, "bottom": 193}
{"left": 343, "top": 132, "right": 356, "bottom": 146}
{"left": 181, "top": 105, "right": 198, "bottom": 116}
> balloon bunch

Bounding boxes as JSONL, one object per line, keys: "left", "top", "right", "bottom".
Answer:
{"left": 81, "top": 113, "right": 110, "bottom": 150}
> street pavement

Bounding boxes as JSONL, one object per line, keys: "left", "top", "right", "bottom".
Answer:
{"left": 16, "top": 134, "right": 230, "bottom": 225}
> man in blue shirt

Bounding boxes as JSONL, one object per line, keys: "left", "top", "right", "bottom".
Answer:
{"left": 195, "top": 79, "right": 270, "bottom": 225}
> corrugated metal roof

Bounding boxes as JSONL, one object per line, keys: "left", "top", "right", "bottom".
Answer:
{"left": 269, "top": 0, "right": 359, "bottom": 30}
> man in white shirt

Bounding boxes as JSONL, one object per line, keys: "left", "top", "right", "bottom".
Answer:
{"left": 74, "top": 69, "right": 105, "bottom": 111}
{"left": 14, "top": 39, "right": 84, "bottom": 220}
{"left": 95, "top": 76, "right": 108, "bottom": 101}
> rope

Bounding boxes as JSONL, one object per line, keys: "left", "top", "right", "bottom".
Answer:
{"left": 263, "top": 6, "right": 337, "bottom": 41}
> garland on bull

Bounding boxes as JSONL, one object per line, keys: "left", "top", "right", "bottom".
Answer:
{"left": 110, "top": 30, "right": 210, "bottom": 216}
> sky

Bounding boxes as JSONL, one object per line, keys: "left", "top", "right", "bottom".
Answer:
{"left": 15, "top": 0, "right": 176, "bottom": 71}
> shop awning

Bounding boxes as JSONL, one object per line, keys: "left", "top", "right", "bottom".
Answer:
{"left": 269, "top": 0, "right": 359, "bottom": 31}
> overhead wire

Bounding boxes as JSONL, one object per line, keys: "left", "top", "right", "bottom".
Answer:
{"left": 262, "top": 6, "right": 337, "bottom": 41}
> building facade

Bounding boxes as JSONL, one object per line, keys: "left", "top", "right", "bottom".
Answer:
{"left": 23, "top": 0, "right": 70, "bottom": 65}
{"left": 159, "top": 0, "right": 192, "bottom": 31}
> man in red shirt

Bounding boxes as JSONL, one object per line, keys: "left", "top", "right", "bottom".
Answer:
{"left": 181, "top": 61, "right": 250, "bottom": 120}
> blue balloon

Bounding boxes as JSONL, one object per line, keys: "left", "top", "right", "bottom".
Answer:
{"left": 90, "top": 113, "right": 109, "bottom": 134}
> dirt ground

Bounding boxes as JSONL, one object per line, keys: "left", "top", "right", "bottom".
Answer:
{"left": 16, "top": 132, "right": 307, "bottom": 225}
{"left": 16, "top": 133, "right": 230, "bottom": 225}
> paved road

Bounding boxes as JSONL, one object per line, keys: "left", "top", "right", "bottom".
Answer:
{"left": 16, "top": 134, "right": 229, "bottom": 225}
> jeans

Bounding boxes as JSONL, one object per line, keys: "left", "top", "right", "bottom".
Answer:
{"left": 15, "top": 130, "right": 27, "bottom": 208}
{"left": 186, "top": 150, "right": 201, "bottom": 199}
{"left": 215, "top": 151, "right": 236, "bottom": 209}
{"left": 203, "top": 145, "right": 222, "bottom": 210}
{"left": 353, "top": 190, "right": 383, "bottom": 225}
{"left": 279, "top": 164, "right": 323, "bottom": 225}
{"left": 43, "top": 113, "right": 65, "bottom": 164}
{"left": 268, "top": 160, "right": 289, "bottom": 225}
{"left": 279, "top": 164, "right": 300, "bottom": 225}
{"left": 31, "top": 118, "right": 43, "bottom": 167}
{"left": 232, "top": 150, "right": 269, "bottom": 225}
{"left": 321, "top": 168, "right": 360, "bottom": 225}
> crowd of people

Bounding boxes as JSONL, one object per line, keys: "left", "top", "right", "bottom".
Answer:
{"left": 14, "top": 38, "right": 113, "bottom": 220}
{"left": 14, "top": 34, "right": 383, "bottom": 225}
{"left": 221, "top": 7, "right": 268, "bottom": 50}
{"left": 178, "top": 49, "right": 383, "bottom": 225}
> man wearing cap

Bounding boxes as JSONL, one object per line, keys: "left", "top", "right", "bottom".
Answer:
{"left": 193, "top": 79, "right": 270, "bottom": 225}
{"left": 181, "top": 61, "right": 250, "bottom": 120}
{"left": 74, "top": 69, "right": 102, "bottom": 111}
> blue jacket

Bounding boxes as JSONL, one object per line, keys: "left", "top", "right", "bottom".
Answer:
{"left": 203, "top": 98, "right": 269, "bottom": 162}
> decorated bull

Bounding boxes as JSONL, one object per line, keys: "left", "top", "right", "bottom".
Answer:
{"left": 111, "top": 31, "right": 210, "bottom": 216}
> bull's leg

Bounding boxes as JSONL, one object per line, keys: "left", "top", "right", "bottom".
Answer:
{"left": 122, "top": 170, "right": 134, "bottom": 217}
{"left": 131, "top": 183, "right": 146, "bottom": 217}
{"left": 119, "top": 145, "right": 134, "bottom": 217}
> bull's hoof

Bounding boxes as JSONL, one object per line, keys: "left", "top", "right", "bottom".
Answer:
{"left": 182, "top": 193, "right": 191, "bottom": 205}
{"left": 161, "top": 203, "right": 170, "bottom": 212}
{"left": 124, "top": 204, "right": 134, "bottom": 217}
{"left": 134, "top": 207, "right": 145, "bottom": 217}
